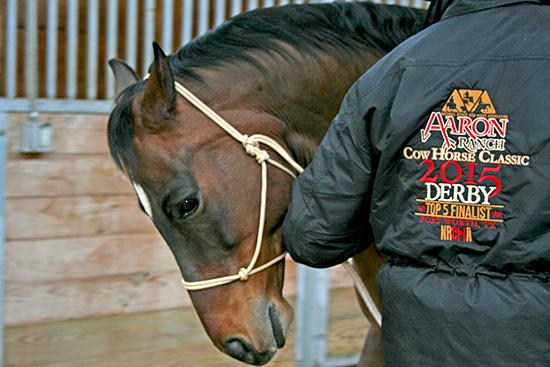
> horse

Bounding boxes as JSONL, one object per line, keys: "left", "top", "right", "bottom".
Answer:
{"left": 107, "top": 2, "right": 425, "bottom": 365}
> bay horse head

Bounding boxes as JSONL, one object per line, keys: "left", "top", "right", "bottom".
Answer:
{"left": 108, "top": 43, "right": 295, "bottom": 365}
{"left": 107, "top": 3, "right": 426, "bottom": 365}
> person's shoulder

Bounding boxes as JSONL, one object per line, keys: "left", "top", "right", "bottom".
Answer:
{"left": 351, "top": 32, "right": 423, "bottom": 96}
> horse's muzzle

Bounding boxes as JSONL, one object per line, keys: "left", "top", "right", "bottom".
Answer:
{"left": 223, "top": 302, "right": 288, "bottom": 365}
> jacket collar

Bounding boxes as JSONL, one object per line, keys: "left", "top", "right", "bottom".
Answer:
{"left": 424, "top": 0, "right": 547, "bottom": 27}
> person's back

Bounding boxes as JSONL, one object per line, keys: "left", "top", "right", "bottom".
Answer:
{"left": 356, "top": 2, "right": 550, "bottom": 365}
{"left": 282, "top": 1, "right": 550, "bottom": 365}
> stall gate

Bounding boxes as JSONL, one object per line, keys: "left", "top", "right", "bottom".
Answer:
{"left": 1, "top": 0, "right": 425, "bottom": 106}
{"left": 0, "top": 1, "right": 426, "bottom": 366}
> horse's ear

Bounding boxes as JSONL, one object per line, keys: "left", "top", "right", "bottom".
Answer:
{"left": 141, "top": 42, "right": 177, "bottom": 125}
{"left": 108, "top": 58, "right": 140, "bottom": 97}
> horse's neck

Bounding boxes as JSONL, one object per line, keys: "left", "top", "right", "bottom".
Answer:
{"left": 192, "top": 47, "right": 382, "bottom": 166}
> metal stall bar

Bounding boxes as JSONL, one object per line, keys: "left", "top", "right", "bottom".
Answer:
{"left": 231, "top": 0, "right": 243, "bottom": 17}
{"left": 197, "top": 0, "right": 211, "bottom": 36}
{"left": 247, "top": 0, "right": 259, "bottom": 11}
{"left": 125, "top": 0, "right": 138, "bottom": 71}
{"left": 25, "top": 0, "right": 38, "bottom": 111}
{"left": 181, "top": 0, "right": 194, "bottom": 45}
{"left": 105, "top": 0, "right": 119, "bottom": 99}
{"left": 22, "top": 0, "right": 53, "bottom": 153}
{"left": 66, "top": 0, "right": 79, "bottom": 99}
{"left": 214, "top": 0, "right": 227, "bottom": 28}
{"left": 86, "top": 0, "right": 100, "bottom": 100}
{"left": 4, "top": 0, "right": 18, "bottom": 98}
{"left": 46, "top": 0, "right": 59, "bottom": 99}
{"left": 143, "top": 0, "right": 156, "bottom": 76}
{"left": 162, "top": 0, "right": 175, "bottom": 54}
{"left": 295, "top": 265, "right": 330, "bottom": 367}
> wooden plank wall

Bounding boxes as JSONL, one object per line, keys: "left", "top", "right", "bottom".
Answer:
{"left": 4, "top": 112, "right": 354, "bottom": 326}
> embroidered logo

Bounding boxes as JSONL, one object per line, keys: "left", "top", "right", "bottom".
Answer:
{"left": 421, "top": 89, "right": 509, "bottom": 153}
{"left": 443, "top": 89, "right": 496, "bottom": 114}
{"left": 404, "top": 89, "right": 530, "bottom": 242}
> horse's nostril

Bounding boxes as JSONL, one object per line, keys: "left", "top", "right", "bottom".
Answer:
{"left": 226, "top": 338, "right": 249, "bottom": 363}
{"left": 269, "top": 305, "right": 286, "bottom": 348}
{"left": 225, "top": 337, "right": 275, "bottom": 366}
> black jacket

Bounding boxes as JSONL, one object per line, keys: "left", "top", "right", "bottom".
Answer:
{"left": 282, "top": 1, "right": 550, "bottom": 365}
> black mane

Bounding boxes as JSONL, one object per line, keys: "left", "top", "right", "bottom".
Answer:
{"left": 169, "top": 2, "right": 425, "bottom": 79}
{"left": 109, "top": 2, "right": 426, "bottom": 175}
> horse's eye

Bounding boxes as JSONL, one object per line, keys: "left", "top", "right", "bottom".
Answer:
{"left": 169, "top": 196, "right": 199, "bottom": 220}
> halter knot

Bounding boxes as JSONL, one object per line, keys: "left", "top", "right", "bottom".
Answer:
{"left": 242, "top": 135, "right": 270, "bottom": 164}
{"left": 238, "top": 268, "right": 250, "bottom": 281}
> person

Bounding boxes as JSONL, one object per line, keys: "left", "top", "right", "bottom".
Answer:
{"left": 282, "top": 0, "right": 550, "bottom": 365}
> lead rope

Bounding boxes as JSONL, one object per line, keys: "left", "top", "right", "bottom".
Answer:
{"left": 173, "top": 80, "right": 382, "bottom": 328}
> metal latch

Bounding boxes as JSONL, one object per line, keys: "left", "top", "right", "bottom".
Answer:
{"left": 20, "top": 120, "right": 54, "bottom": 153}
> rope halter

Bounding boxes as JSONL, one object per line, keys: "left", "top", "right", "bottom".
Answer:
{"left": 167, "top": 79, "right": 382, "bottom": 328}
{"left": 173, "top": 80, "right": 299, "bottom": 291}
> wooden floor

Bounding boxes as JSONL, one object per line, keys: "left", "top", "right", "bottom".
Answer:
{"left": 4, "top": 287, "right": 370, "bottom": 367}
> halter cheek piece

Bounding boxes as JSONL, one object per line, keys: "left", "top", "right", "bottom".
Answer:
{"left": 145, "top": 75, "right": 381, "bottom": 327}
